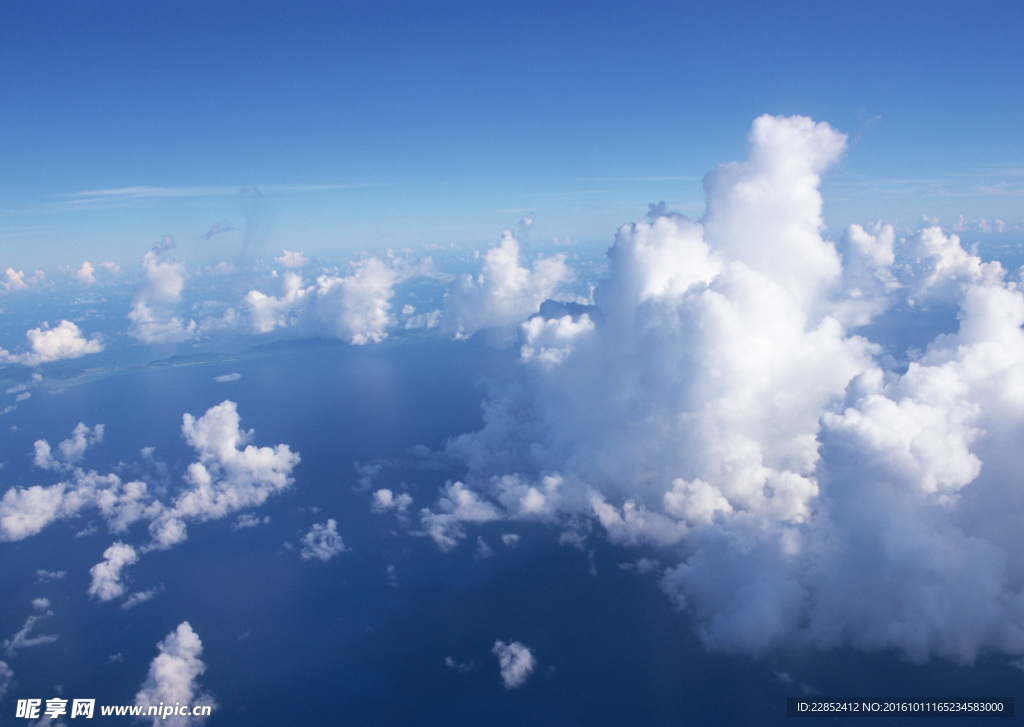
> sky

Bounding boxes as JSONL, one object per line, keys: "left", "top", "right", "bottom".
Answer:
{"left": 1, "top": 0, "right": 1022, "bottom": 270}
{"left": 3, "top": 2, "right": 1024, "bottom": 726}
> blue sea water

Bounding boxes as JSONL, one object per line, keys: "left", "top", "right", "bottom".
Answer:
{"left": 1, "top": 336, "right": 1021, "bottom": 726}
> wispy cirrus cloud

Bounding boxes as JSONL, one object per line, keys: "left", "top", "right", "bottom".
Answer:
{"left": 61, "top": 183, "right": 382, "bottom": 209}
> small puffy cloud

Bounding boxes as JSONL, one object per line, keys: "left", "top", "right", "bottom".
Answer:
{"left": 75, "top": 261, "right": 97, "bottom": 284}
{"left": 276, "top": 250, "right": 307, "bottom": 268}
{"left": 299, "top": 519, "right": 347, "bottom": 561}
{"left": 0, "top": 320, "right": 104, "bottom": 366}
{"left": 213, "top": 373, "right": 241, "bottom": 383}
{"left": 88, "top": 542, "right": 138, "bottom": 602}
{"left": 441, "top": 231, "right": 573, "bottom": 341}
{"left": 232, "top": 513, "right": 269, "bottom": 529}
{"left": 134, "top": 622, "right": 216, "bottom": 727}
{"left": 371, "top": 488, "right": 412, "bottom": 513}
{"left": 492, "top": 640, "right": 536, "bottom": 688}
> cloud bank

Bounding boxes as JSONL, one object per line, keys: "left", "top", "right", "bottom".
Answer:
{"left": 419, "top": 114, "right": 1024, "bottom": 664}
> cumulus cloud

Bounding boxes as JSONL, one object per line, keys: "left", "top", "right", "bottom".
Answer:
{"left": 244, "top": 255, "right": 425, "bottom": 344}
{"left": 128, "top": 239, "right": 196, "bottom": 344}
{"left": 371, "top": 488, "right": 412, "bottom": 513}
{"left": 149, "top": 400, "right": 300, "bottom": 548}
{"left": 0, "top": 401, "right": 296, "bottom": 585}
{"left": 276, "top": 250, "right": 307, "bottom": 268}
{"left": 299, "top": 519, "right": 347, "bottom": 561}
{"left": 34, "top": 422, "right": 104, "bottom": 470}
{"left": 88, "top": 542, "right": 138, "bottom": 602}
{"left": 441, "top": 231, "right": 573, "bottom": 341}
{"left": 492, "top": 640, "right": 536, "bottom": 688}
{"left": 1, "top": 268, "right": 44, "bottom": 293}
{"left": 75, "top": 261, "right": 97, "bottom": 284}
{"left": 424, "top": 114, "right": 1024, "bottom": 664}
{"left": 419, "top": 481, "right": 501, "bottom": 551}
{"left": 0, "top": 320, "right": 104, "bottom": 366}
{"left": 134, "top": 622, "right": 216, "bottom": 726}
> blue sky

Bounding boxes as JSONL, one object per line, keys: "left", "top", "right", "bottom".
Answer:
{"left": 2, "top": 0, "right": 1022, "bottom": 269}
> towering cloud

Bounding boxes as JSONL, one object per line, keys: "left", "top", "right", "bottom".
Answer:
{"left": 134, "top": 622, "right": 216, "bottom": 726}
{"left": 128, "top": 238, "right": 197, "bottom": 344}
{"left": 422, "top": 114, "right": 1024, "bottom": 664}
{"left": 88, "top": 542, "right": 138, "bottom": 602}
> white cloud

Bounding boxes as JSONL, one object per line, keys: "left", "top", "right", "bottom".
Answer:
{"left": 34, "top": 422, "right": 104, "bottom": 471}
{"left": 0, "top": 484, "right": 68, "bottom": 541}
{"left": 419, "top": 481, "right": 501, "bottom": 551}
{"left": 431, "top": 114, "right": 1024, "bottom": 664}
{"left": 3, "top": 607, "right": 58, "bottom": 657}
{"left": 122, "top": 586, "right": 163, "bottom": 610}
{"left": 276, "top": 250, "right": 307, "bottom": 268}
{"left": 232, "top": 513, "right": 269, "bottom": 529}
{"left": 244, "top": 255, "right": 425, "bottom": 344}
{"left": 492, "top": 640, "right": 536, "bottom": 688}
{"left": 134, "top": 622, "right": 216, "bottom": 726}
{"left": 75, "top": 261, "right": 97, "bottom": 284}
{"left": 0, "top": 320, "right": 104, "bottom": 366}
{"left": 149, "top": 400, "right": 300, "bottom": 547}
{"left": 1, "top": 268, "right": 44, "bottom": 293}
{"left": 299, "top": 519, "right": 347, "bottom": 561}
{"left": 371, "top": 488, "right": 412, "bottom": 513}
{"left": 441, "top": 231, "right": 573, "bottom": 341}
{"left": 213, "top": 373, "right": 241, "bottom": 383}
{"left": 88, "top": 542, "right": 138, "bottom": 602}
{"left": 128, "top": 240, "right": 196, "bottom": 344}
{"left": 0, "top": 660, "right": 12, "bottom": 702}
{"left": 35, "top": 569, "right": 65, "bottom": 581}
{"left": 0, "top": 428, "right": 150, "bottom": 543}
